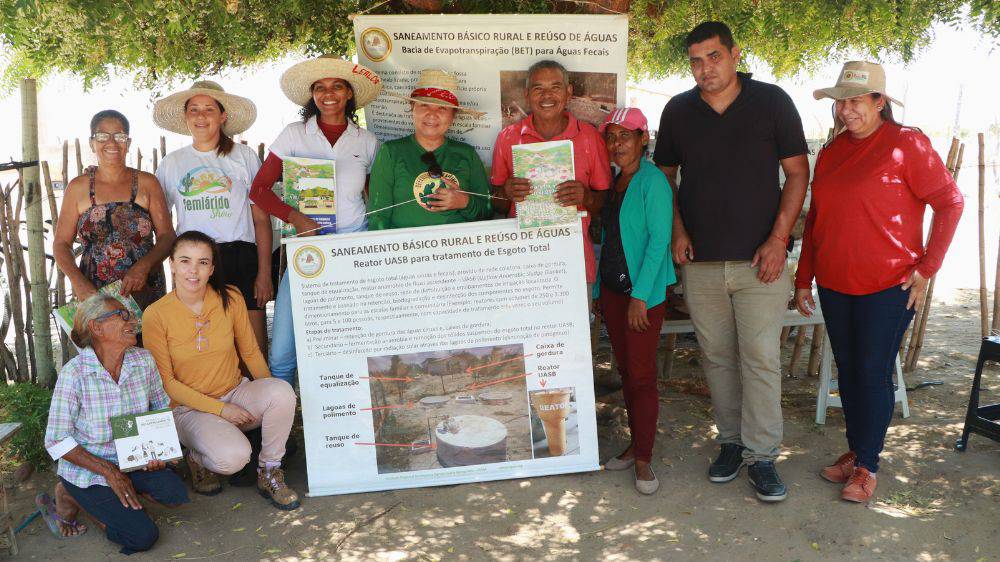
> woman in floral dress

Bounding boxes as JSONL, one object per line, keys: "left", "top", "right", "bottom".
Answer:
{"left": 54, "top": 110, "right": 175, "bottom": 310}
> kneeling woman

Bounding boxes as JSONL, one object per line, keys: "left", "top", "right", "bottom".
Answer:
{"left": 595, "top": 108, "right": 674, "bottom": 495}
{"left": 143, "top": 231, "right": 299, "bottom": 510}
{"left": 43, "top": 294, "right": 188, "bottom": 554}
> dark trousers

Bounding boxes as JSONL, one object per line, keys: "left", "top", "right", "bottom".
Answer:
{"left": 61, "top": 469, "right": 189, "bottom": 555}
{"left": 818, "top": 284, "right": 915, "bottom": 473}
{"left": 600, "top": 286, "right": 667, "bottom": 463}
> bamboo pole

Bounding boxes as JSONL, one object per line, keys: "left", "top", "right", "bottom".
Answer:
{"left": 74, "top": 138, "right": 83, "bottom": 176}
{"left": 160, "top": 136, "right": 166, "bottom": 157}
{"left": 978, "top": 133, "right": 988, "bottom": 336}
{"left": 906, "top": 141, "right": 964, "bottom": 371}
{"left": 0, "top": 185, "right": 28, "bottom": 381}
{"left": 152, "top": 148, "right": 159, "bottom": 173}
{"left": 42, "top": 162, "right": 69, "bottom": 364}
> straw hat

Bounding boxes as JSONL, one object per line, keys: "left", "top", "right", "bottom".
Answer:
{"left": 388, "top": 69, "right": 485, "bottom": 117}
{"left": 813, "top": 61, "right": 903, "bottom": 106}
{"left": 280, "top": 55, "right": 383, "bottom": 108}
{"left": 153, "top": 81, "right": 257, "bottom": 136}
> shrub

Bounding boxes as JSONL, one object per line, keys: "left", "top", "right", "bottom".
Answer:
{"left": 0, "top": 382, "right": 53, "bottom": 471}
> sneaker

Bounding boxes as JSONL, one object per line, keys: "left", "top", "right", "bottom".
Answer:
{"left": 257, "top": 466, "right": 301, "bottom": 511}
{"left": 841, "top": 467, "right": 877, "bottom": 503}
{"left": 186, "top": 453, "right": 222, "bottom": 496}
{"left": 708, "top": 443, "right": 745, "bottom": 483}
{"left": 820, "top": 451, "right": 857, "bottom": 484}
{"left": 747, "top": 460, "right": 787, "bottom": 502}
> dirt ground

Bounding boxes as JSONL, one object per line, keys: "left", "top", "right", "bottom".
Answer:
{"left": 7, "top": 289, "right": 999, "bottom": 561}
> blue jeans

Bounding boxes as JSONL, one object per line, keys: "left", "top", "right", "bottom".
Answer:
{"left": 61, "top": 469, "right": 189, "bottom": 555}
{"left": 270, "top": 273, "right": 297, "bottom": 386}
{"left": 818, "top": 284, "right": 915, "bottom": 473}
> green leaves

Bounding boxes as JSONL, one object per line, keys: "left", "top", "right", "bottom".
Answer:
{"left": 0, "top": 0, "right": 996, "bottom": 91}
{"left": 0, "top": 382, "right": 53, "bottom": 470}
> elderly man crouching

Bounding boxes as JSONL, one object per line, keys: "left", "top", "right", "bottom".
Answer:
{"left": 40, "top": 294, "right": 188, "bottom": 554}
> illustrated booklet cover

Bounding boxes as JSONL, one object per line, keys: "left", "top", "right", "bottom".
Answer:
{"left": 110, "top": 408, "right": 182, "bottom": 471}
{"left": 54, "top": 280, "right": 143, "bottom": 351}
{"left": 512, "top": 139, "right": 576, "bottom": 228}
{"left": 281, "top": 157, "right": 336, "bottom": 236}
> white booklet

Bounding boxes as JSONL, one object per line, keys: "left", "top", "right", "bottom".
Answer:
{"left": 110, "top": 408, "right": 182, "bottom": 472}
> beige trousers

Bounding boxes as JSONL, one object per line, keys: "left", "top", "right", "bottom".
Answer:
{"left": 682, "top": 261, "right": 791, "bottom": 461}
{"left": 174, "top": 377, "right": 297, "bottom": 475}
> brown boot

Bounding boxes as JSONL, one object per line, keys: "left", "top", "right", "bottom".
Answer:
{"left": 820, "top": 451, "right": 857, "bottom": 483}
{"left": 186, "top": 452, "right": 222, "bottom": 496}
{"left": 257, "top": 465, "right": 300, "bottom": 510}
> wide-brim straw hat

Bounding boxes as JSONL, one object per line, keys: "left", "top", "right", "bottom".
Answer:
{"left": 153, "top": 81, "right": 257, "bottom": 136}
{"left": 280, "top": 55, "right": 383, "bottom": 108}
{"left": 813, "top": 60, "right": 903, "bottom": 106}
{"left": 387, "top": 69, "right": 485, "bottom": 117}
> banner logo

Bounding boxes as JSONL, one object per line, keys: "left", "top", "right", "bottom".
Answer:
{"left": 413, "top": 172, "right": 459, "bottom": 210}
{"left": 293, "top": 245, "right": 325, "bottom": 278}
{"left": 361, "top": 28, "right": 391, "bottom": 61}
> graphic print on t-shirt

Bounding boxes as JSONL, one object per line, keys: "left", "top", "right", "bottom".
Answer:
{"left": 178, "top": 166, "right": 233, "bottom": 219}
{"left": 412, "top": 171, "right": 459, "bottom": 210}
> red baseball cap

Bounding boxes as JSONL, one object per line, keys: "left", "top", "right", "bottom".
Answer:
{"left": 599, "top": 107, "right": 649, "bottom": 134}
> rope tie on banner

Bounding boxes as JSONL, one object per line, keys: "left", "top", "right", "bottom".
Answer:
{"left": 289, "top": 191, "right": 512, "bottom": 238}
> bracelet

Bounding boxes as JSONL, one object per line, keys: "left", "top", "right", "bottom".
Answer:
{"left": 770, "top": 233, "right": 789, "bottom": 244}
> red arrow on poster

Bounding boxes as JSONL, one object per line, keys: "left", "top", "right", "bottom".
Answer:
{"left": 360, "top": 376, "right": 415, "bottom": 383}
{"left": 539, "top": 379, "right": 547, "bottom": 387}
{"left": 466, "top": 353, "right": 534, "bottom": 373}
{"left": 355, "top": 442, "right": 437, "bottom": 450}
{"left": 360, "top": 402, "right": 415, "bottom": 412}
{"left": 466, "top": 372, "right": 531, "bottom": 391}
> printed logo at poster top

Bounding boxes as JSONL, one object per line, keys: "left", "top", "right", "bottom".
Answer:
{"left": 293, "top": 245, "right": 325, "bottom": 279}
{"left": 412, "top": 172, "right": 460, "bottom": 211}
{"left": 361, "top": 28, "right": 391, "bottom": 62}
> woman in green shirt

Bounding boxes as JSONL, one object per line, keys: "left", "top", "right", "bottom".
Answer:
{"left": 368, "top": 69, "right": 492, "bottom": 230}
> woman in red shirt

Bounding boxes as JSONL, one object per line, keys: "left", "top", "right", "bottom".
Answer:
{"left": 795, "top": 62, "right": 963, "bottom": 503}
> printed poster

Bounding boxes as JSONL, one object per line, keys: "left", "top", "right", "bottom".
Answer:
{"left": 110, "top": 408, "right": 182, "bottom": 472}
{"left": 512, "top": 140, "right": 576, "bottom": 228}
{"left": 54, "top": 280, "right": 143, "bottom": 351}
{"left": 354, "top": 14, "right": 628, "bottom": 164}
{"left": 281, "top": 157, "right": 336, "bottom": 236}
{"left": 284, "top": 218, "right": 600, "bottom": 496}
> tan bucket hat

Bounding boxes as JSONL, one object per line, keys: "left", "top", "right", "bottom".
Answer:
{"left": 153, "top": 81, "right": 257, "bottom": 136}
{"left": 388, "top": 69, "right": 485, "bottom": 117}
{"left": 280, "top": 55, "right": 383, "bottom": 108}
{"left": 813, "top": 61, "right": 903, "bottom": 106}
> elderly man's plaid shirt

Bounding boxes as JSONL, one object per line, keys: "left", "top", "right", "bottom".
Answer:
{"left": 44, "top": 346, "right": 170, "bottom": 488}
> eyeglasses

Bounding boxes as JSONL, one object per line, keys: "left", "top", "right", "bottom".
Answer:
{"left": 94, "top": 308, "right": 133, "bottom": 323}
{"left": 91, "top": 132, "right": 130, "bottom": 143}
{"left": 420, "top": 151, "right": 443, "bottom": 178}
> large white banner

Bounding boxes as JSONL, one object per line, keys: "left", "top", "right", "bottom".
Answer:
{"left": 285, "top": 219, "right": 600, "bottom": 496}
{"left": 353, "top": 14, "right": 628, "bottom": 162}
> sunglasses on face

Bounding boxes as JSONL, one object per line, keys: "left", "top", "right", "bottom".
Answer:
{"left": 91, "top": 132, "right": 130, "bottom": 143}
{"left": 420, "top": 151, "right": 443, "bottom": 178}
{"left": 94, "top": 308, "right": 133, "bottom": 323}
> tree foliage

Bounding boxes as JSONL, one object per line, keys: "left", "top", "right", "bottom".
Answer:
{"left": 0, "top": 0, "right": 997, "bottom": 90}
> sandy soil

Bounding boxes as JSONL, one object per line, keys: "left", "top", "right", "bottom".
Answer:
{"left": 7, "top": 290, "right": 999, "bottom": 561}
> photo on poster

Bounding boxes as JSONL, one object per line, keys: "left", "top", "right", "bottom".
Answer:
{"left": 499, "top": 70, "right": 617, "bottom": 129}
{"left": 365, "top": 344, "right": 532, "bottom": 474}
{"left": 529, "top": 387, "right": 580, "bottom": 459}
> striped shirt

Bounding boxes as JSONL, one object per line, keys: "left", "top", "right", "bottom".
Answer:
{"left": 44, "top": 346, "right": 170, "bottom": 488}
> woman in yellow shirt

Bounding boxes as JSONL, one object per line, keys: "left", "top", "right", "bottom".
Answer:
{"left": 143, "top": 231, "right": 299, "bottom": 510}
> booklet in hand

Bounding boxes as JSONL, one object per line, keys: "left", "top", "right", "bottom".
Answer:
{"left": 110, "top": 408, "right": 183, "bottom": 472}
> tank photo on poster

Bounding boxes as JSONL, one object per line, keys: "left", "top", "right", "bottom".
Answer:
{"left": 529, "top": 387, "right": 580, "bottom": 458}
{"left": 365, "top": 344, "right": 533, "bottom": 474}
{"left": 499, "top": 70, "right": 617, "bottom": 129}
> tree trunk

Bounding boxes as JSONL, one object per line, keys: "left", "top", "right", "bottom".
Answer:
{"left": 42, "top": 162, "right": 69, "bottom": 365}
{"left": 21, "top": 78, "right": 56, "bottom": 386}
{"left": 0, "top": 185, "right": 28, "bottom": 381}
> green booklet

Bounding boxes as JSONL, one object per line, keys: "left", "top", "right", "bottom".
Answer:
{"left": 110, "top": 408, "right": 182, "bottom": 472}
{"left": 281, "top": 156, "right": 336, "bottom": 236}
{"left": 512, "top": 140, "right": 577, "bottom": 228}
{"left": 54, "top": 280, "right": 143, "bottom": 351}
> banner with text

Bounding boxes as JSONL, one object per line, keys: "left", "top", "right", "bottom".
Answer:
{"left": 353, "top": 14, "right": 628, "bottom": 162}
{"left": 285, "top": 219, "right": 600, "bottom": 496}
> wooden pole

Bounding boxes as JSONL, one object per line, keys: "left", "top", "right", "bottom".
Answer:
{"left": 152, "top": 148, "right": 159, "bottom": 173}
{"left": 41, "top": 162, "right": 69, "bottom": 364}
{"left": 61, "top": 141, "right": 68, "bottom": 186}
{"left": 20, "top": 79, "right": 54, "bottom": 385}
{"left": 74, "top": 138, "right": 83, "bottom": 176}
{"left": 160, "top": 136, "right": 166, "bottom": 157}
{"left": 0, "top": 185, "right": 28, "bottom": 381}
{"left": 257, "top": 142, "right": 265, "bottom": 163}
{"left": 136, "top": 148, "right": 143, "bottom": 172}
{"left": 979, "top": 133, "right": 989, "bottom": 337}
{"left": 993, "top": 231, "right": 1000, "bottom": 334}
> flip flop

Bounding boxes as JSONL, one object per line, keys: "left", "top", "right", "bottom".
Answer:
{"left": 35, "top": 492, "right": 87, "bottom": 539}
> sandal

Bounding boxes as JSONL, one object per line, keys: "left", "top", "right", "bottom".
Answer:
{"left": 36, "top": 492, "right": 87, "bottom": 539}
